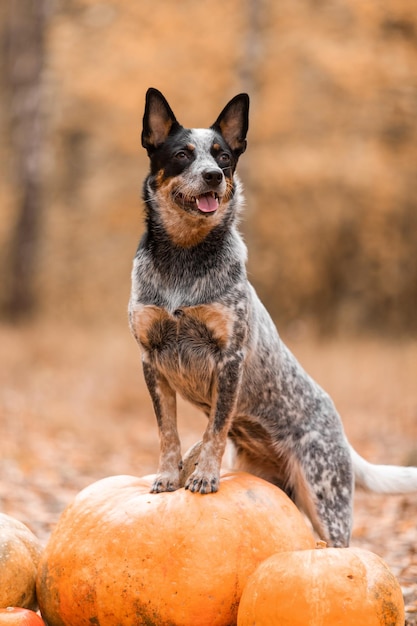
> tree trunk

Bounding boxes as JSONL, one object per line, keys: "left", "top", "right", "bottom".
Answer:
{"left": 237, "top": 0, "right": 266, "bottom": 249}
{"left": 4, "top": 0, "right": 47, "bottom": 319}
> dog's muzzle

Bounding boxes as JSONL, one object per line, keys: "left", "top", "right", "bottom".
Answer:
{"left": 176, "top": 191, "right": 220, "bottom": 214}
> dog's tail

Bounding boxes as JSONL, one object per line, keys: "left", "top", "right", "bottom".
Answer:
{"left": 351, "top": 446, "right": 417, "bottom": 493}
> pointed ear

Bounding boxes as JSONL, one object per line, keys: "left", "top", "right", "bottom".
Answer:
{"left": 211, "top": 93, "right": 249, "bottom": 155}
{"left": 142, "top": 88, "right": 180, "bottom": 152}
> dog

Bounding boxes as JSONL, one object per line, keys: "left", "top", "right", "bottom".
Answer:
{"left": 129, "top": 88, "right": 417, "bottom": 547}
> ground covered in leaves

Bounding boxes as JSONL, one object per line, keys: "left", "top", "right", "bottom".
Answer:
{"left": 0, "top": 322, "right": 416, "bottom": 623}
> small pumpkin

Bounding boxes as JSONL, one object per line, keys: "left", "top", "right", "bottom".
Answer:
{"left": 237, "top": 545, "right": 405, "bottom": 626}
{"left": 37, "top": 472, "right": 315, "bottom": 626}
{"left": 0, "top": 608, "right": 44, "bottom": 625}
{"left": 0, "top": 514, "right": 43, "bottom": 611}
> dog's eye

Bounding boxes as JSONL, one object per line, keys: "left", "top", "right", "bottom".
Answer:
{"left": 175, "top": 150, "right": 189, "bottom": 161}
{"left": 219, "top": 152, "right": 231, "bottom": 166}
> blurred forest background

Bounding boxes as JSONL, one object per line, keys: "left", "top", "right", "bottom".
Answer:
{"left": 1, "top": 0, "right": 417, "bottom": 334}
{"left": 1, "top": 2, "right": 417, "bottom": 620}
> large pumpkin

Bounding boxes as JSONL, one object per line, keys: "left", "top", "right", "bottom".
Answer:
{"left": 37, "top": 472, "right": 315, "bottom": 626}
{"left": 237, "top": 545, "right": 405, "bottom": 626}
{"left": 0, "top": 514, "right": 43, "bottom": 611}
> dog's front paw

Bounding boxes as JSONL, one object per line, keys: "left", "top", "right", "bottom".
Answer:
{"left": 184, "top": 469, "right": 219, "bottom": 494}
{"left": 150, "top": 473, "right": 180, "bottom": 493}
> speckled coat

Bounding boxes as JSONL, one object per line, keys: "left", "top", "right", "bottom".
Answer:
{"left": 129, "top": 88, "right": 417, "bottom": 547}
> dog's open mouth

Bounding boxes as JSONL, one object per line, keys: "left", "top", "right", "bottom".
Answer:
{"left": 175, "top": 191, "right": 219, "bottom": 214}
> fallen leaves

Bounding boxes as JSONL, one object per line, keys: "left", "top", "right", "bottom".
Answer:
{"left": 0, "top": 322, "right": 416, "bottom": 622}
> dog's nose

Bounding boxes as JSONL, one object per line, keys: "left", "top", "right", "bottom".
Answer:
{"left": 203, "top": 169, "right": 223, "bottom": 188}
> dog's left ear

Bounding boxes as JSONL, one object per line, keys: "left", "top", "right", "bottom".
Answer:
{"left": 211, "top": 93, "right": 249, "bottom": 155}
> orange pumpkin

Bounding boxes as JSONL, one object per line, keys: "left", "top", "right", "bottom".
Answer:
{"left": 0, "top": 514, "right": 43, "bottom": 611}
{"left": 0, "top": 608, "right": 44, "bottom": 625}
{"left": 237, "top": 545, "right": 405, "bottom": 626}
{"left": 37, "top": 472, "right": 315, "bottom": 626}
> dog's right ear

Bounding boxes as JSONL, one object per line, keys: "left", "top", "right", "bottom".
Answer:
{"left": 142, "top": 88, "right": 180, "bottom": 153}
{"left": 211, "top": 93, "right": 249, "bottom": 156}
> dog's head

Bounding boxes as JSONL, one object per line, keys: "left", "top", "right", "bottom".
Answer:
{"left": 141, "top": 88, "right": 249, "bottom": 246}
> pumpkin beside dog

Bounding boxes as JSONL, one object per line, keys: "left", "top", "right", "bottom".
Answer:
{"left": 0, "top": 608, "right": 44, "bottom": 625}
{"left": 0, "top": 514, "right": 42, "bottom": 611}
{"left": 237, "top": 545, "right": 405, "bottom": 626}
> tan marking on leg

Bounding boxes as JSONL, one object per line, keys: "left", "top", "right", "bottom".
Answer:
{"left": 182, "top": 303, "right": 236, "bottom": 348}
{"left": 130, "top": 304, "right": 173, "bottom": 350}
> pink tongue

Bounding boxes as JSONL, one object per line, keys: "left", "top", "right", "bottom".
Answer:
{"left": 196, "top": 194, "right": 218, "bottom": 213}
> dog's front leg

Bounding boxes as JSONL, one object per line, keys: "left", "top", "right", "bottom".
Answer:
{"left": 185, "top": 353, "right": 243, "bottom": 494}
{"left": 142, "top": 354, "right": 182, "bottom": 493}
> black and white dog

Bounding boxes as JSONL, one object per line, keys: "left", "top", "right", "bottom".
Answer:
{"left": 129, "top": 88, "right": 417, "bottom": 546}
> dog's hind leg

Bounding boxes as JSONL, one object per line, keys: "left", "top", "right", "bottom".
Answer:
{"left": 290, "top": 436, "right": 354, "bottom": 547}
{"left": 231, "top": 439, "right": 353, "bottom": 547}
